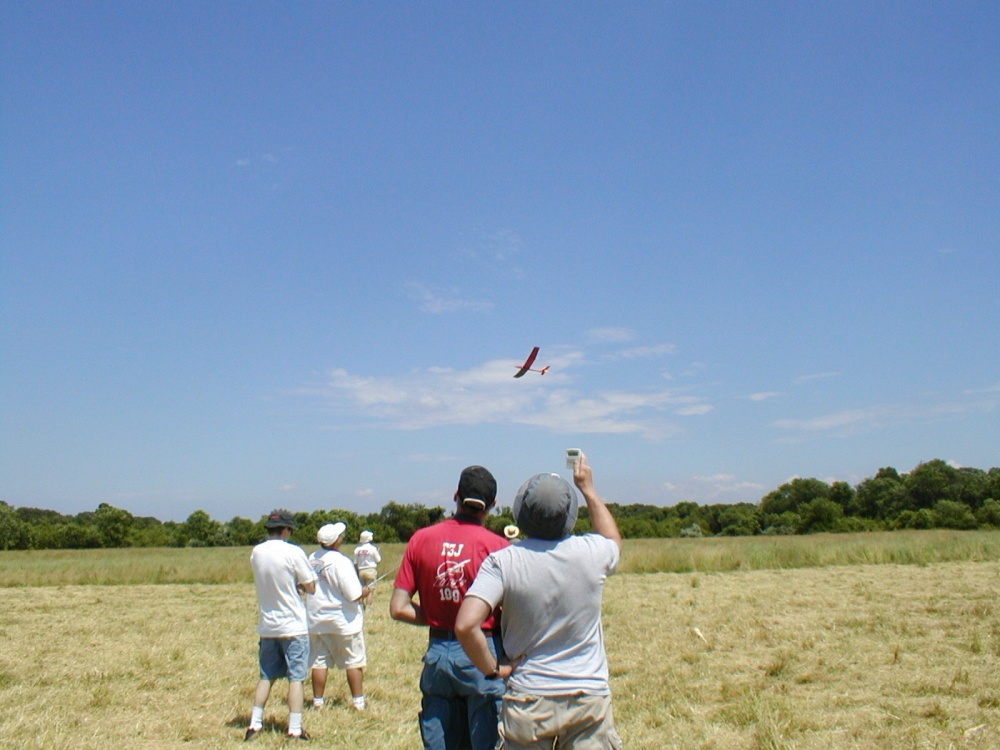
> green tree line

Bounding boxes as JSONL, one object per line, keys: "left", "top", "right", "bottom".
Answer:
{"left": 2, "top": 459, "right": 999, "bottom": 551}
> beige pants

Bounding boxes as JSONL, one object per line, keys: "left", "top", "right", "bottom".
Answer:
{"left": 501, "top": 691, "right": 625, "bottom": 749}
{"left": 357, "top": 568, "right": 376, "bottom": 605}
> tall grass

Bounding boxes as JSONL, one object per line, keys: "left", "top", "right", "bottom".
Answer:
{"left": 2, "top": 530, "right": 1000, "bottom": 587}
{"left": 619, "top": 529, "right": 1000, "bottom": 574}
{"left": 0, "top": 545, "right": 407, "bottom": 587}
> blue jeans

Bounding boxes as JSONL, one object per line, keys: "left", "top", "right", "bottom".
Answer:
{"left": 419, "top": 635, "right": 504, "bottom": 750}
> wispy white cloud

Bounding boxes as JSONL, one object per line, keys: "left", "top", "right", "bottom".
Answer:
{"left": 774, "top": 386, "right": 1000, "bottom": 440}
{"left": 615, "top": 343, "right": 677, "bottom": 359}
{"left": 309, "top": 356, "right": 707, "bottom": 440}
{"left": 793, "top": 371, "right": 841, "bottom": 385}
{"left": 405, "top": 281, "right": 493, "bottom": 314}
{"left": 676, "top": 403, "right": 714, "bottom": 416}
{"left": 587, "top": 327, "right": 635, "bottom": 343}
{"left": 661, "top": 474, "right": 766, "bottom": 504}
{"left": 750, "top": 391, "right": 782, "bottom": 402}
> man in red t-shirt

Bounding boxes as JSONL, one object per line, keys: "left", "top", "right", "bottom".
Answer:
{"left": 390, "top": 465, "right": 510, "bottom": 750}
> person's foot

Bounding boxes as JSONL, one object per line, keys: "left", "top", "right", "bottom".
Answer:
{"left": 244, "top": 726, "right": 262, "bottom": 741}
{"left": 286, "top": 729, "right": 310, "bottom": 740}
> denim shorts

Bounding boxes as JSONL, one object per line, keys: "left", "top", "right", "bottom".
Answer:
{"left": 259, "top": 635, "right": 310, "bottom": 683}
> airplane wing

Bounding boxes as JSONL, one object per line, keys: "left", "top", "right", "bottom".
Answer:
{"left": 513, "top": 346, "right": 540, "bottom": 378}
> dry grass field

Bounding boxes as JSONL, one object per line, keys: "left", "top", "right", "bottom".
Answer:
{"left": 3, "top": 535, "right": 1000, "bottom": 748}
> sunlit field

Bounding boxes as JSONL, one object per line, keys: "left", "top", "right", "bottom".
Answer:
{"left": 3, "top": 532, "right": 1000, "bottom": 748}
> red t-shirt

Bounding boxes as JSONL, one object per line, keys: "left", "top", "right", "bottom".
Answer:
{"left": 394, "top": 516, "right": 510, "bottom": 630}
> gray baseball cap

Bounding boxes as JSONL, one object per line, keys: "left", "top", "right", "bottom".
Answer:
{"left": 513, "top": 473, "right": 578, "bottom": 540}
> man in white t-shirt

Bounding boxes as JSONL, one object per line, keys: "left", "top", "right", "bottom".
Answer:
{"left": 308, "top": 522, "right": 371, "bottom": 712}
{"left": 456, "top": 452, "right": 625, "bottom": 749}
{"left": 245, "top": 510, "right": 317, "bottom": 742}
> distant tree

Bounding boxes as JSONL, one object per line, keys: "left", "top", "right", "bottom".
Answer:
{"left": 618, "top": 517, "right": 658, "bottom": 538}
{"left": 129, "top": 517, "right": 174, "bottom": 547}
{"left": 904, "top": 460, "right": 959, "bottom": 511}
{"left": 672, "top": 501, "right": 700, "bottom": 523}
{"left": 180, "top": 510, "right": 225, "bottom": 547}
{"left": 829, "top": 481, "right": 856, "bottom": 512}
{"left": 797, "top": 498, "right": 844, "bottom": 534}
{"left": 932, "top": 500, "right": 977, "bottom": 530}
{"left": 954, "top": 467, "right": 991, "bottom": 511}
{"left": 15, "top": 507, "right": 69, "bottom": 525}
{"left": 0, "top": 501, "right": 34, "bottom": 550}
{"left": 988, "top": 468, "right": 1000, "bottom": 504}
{"left": 761, "top": 510, "right": 800, "bottom": 535}
{"left": 485, "top": 507, "right": 515, "bottom": 537}
{"left": 716, "top": 504, "right": 762, "bottom": 536}
{"left": 377, "top": 502, "right": 446, "bottom": 542}
{"left": 976, "top": 499, "right": 1000, "bottom": 528}
{"left": 894, "top": 508, "right": 935, "bottom": 530}
{"left": 224, "top": 516, "right": 261, "bottom": 546}
{"left": 853, "top": 473, "right": 906, "bottom": 519}
{"left": 53, "top": 522, "right": 103, "bottom": 549}
{"left": 760, "top": 478, "right": 831, "bottom": 516}
{"left": 93, "top": 503, "right": 134, "bottom": 548}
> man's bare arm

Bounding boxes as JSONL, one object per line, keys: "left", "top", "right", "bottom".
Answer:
{"left": 389, "top": 586, "right": 426, "bottom": 625}
{"left": 573, "top": 452, "right": 623, "bottom": 551}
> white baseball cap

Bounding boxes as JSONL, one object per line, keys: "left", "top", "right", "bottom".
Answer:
{"left": 317, "top": 522, "right": 347, "bottom": 546}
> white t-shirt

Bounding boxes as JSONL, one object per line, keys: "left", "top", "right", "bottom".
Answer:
{"left": 251, "top": 538, "right": 317, "bottom": 638}
{"left": 353, "top": 542, "right": 382, "bottom": 571}
{"left": 467, "top": 534, "right": 620, "bottom": 696}
{"left": 308, "top": 547, "right": 365, "bottom": 636}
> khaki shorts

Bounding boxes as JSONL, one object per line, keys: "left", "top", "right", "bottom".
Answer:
{"left": 358, "top": 569, "right": 377, "bottom": 586}
{"left": 501, "top": 690, "right": 624, "bottom": 749}
{"left": 309, "top": 631, "right": 366, "bottom": 671}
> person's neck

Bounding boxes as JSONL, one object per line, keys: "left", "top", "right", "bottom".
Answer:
{"left": 454, "top": 510, "right": 483, "bottom": 524}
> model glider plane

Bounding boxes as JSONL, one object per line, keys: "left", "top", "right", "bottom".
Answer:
{"left": 514, "top": 346, "right": 550, "bottom": 378}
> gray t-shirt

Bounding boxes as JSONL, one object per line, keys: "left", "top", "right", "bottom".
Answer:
{"left": 467, "top": 533, "right": 620, "bottom": 696}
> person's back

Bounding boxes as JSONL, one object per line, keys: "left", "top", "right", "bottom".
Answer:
{"left": 252, "top": 537, "right": 312, "bottom": 637}
{"left": 353, "top": 534, "right": 381, "bottom": 572}
{"left": 308, "top": 546, "right": 364, "bottom": 635}
{"left": 476, "top": 533, "right": 617, "bottom": 695}
{"left": 396, "top": 516, "right": 507, "bottom": 632}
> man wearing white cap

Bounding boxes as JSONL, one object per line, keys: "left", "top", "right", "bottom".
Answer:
{"left": 308, "top": 522, "right": 372, "bottom": 712}
{"left": 353, "top": 530, "right": 381, "bottom": 606}
{"left": 456, "top": 452, "right": 625, "bottom": 749}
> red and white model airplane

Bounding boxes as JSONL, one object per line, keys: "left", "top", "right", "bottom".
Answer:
{"left": 513, "top": 346, "right": 550, "bottom": 378}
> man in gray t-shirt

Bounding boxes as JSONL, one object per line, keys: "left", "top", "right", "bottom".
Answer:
{"left": 456, "top": 452, "right": 625, "bottom": 749}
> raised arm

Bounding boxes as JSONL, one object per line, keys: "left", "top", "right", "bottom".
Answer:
{"left": 573, "top": 452, "right": 623, "bottom": 551}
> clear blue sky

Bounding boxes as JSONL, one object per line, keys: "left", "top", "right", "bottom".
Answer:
{"left": 3, "top": 2, "right": 998, "bottom": 523}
